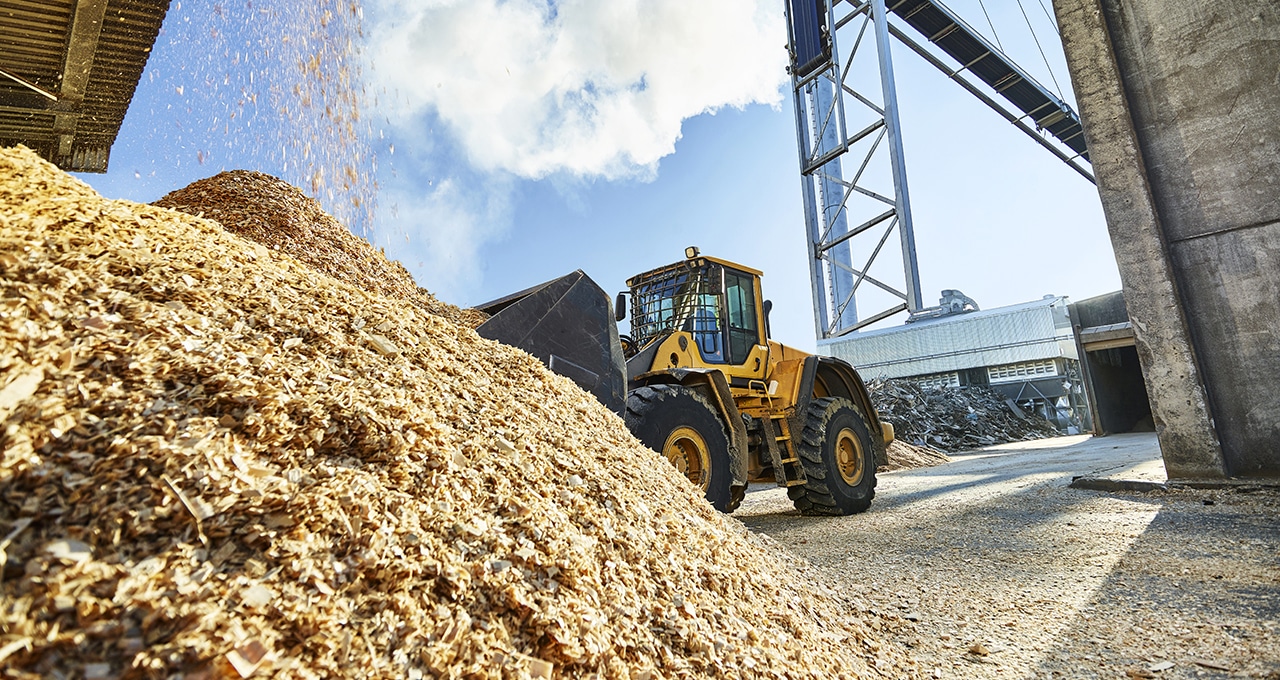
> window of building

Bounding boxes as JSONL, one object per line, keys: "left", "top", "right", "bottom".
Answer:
{"left": 988, "top": 359, "right": 1060, "bottom": 383}
{"left": 913, "top": 372, "right": 960, "bottom": 388}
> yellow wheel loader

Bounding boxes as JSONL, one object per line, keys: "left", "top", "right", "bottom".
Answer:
{"left": 475, "top": 248, "right": 893, "bottom": 515}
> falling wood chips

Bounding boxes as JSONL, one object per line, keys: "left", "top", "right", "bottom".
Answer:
{"left": 153, "top": 170, "right": 488, "bottom": 330}
{"left": 0, "top": 147, "right": 915, "bottom": 679}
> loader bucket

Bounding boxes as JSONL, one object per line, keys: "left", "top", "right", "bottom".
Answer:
{"left": 475, "top": 270, "right": 627, "bottom": 414}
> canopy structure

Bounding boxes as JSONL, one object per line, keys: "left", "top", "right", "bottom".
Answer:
{"left": 0, "top": 0, "right": 170, "bottom": 172}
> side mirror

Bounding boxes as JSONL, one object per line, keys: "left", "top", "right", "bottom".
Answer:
{"left": 614, "top": 292, "right": 628, "bottom": 322}
{"left": 762, "top": 299, "right": 773, "bottom": 339}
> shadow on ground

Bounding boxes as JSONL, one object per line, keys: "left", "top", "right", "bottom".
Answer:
{"left": 733, "top": 433, "right": 1280, "bottom": 679}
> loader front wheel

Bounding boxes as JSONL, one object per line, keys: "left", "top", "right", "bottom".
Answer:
{"left": 788, "top": 397, "right": 878, "bottom": 516}
{"left": 625, "top": 384, "right": 733, "bottom": 513}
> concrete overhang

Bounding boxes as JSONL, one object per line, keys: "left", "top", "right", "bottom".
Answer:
{"left": 1079, "top": 321, "right": 1135, "bottom": 352}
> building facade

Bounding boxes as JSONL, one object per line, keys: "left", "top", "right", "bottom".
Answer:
{"left": 822, "top": 295, "right": 1088, "bottom": 431}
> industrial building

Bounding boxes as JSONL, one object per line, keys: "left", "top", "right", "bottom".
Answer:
{"left": 1070, "top": 291, "right": 1152, "bottom": 436}
{"left": 822, "top": 293, "right": 1089, "bottom": 432}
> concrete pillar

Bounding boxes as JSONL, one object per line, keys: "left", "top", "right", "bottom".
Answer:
{"left": 1054, "top": 0, "right": 1280, "bottom": 479}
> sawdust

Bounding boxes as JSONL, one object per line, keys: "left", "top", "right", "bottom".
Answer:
{"left": 881, "top": 441, "right": 951, "bottom": 473}
{"left": 0, "top": 147, "right": 915, "bottom": 679}
{"left": 153, "top": 171, "right": 487, "bottom": 329}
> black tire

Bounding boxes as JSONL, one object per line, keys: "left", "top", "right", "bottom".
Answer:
{"left": 625, "top": 384, "right": 734, "bottom": 513}
{"left": 788, "top": 397, "right": 878, "bottom": 516}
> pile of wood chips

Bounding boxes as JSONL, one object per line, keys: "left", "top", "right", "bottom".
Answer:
{"left": 879, "top": 441, "right": 951, "bottom": 473}
{"left": 0, "top": 147, "right": 914, "bottom": 679}
{"left": 153, "top": 171, "right": 488, "bottom": 329}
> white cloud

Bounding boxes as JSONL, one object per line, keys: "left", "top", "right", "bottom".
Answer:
{"left": 377, "top": 175, "right": 513, "bottom": 303}
{"left": 370, "top": 0, "right": 788, "bottom": 180}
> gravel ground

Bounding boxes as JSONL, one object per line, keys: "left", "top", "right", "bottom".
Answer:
{"left": 736, "top": 433, "right": 1280, "bottom": 680}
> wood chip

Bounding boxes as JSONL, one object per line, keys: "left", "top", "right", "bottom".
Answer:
{"left": 225, "top": 640, "right": 268, "bottom": 677}
{"left": 0, "top": 638, "right": 31, "bottom": 665}
{"left": 43, "top": 539, "right": 92, "bottom": 564}
{"left": 527, "top": 656, "right": 554, "bottom": 679}
{"left": 0, "top": 366, "right": 43, "bottom": 421}
{"left": 364, "top": 333, "right": 399, "bottom": 356}
{"left": 0, "top": 146, "right": 911, "bottom": 679}
{"left": 240, "top": 585, "right": 276, "bottom": 609}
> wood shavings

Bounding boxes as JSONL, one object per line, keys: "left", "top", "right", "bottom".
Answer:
{"left": 0, "top": 366, "right": 42, "bottom": 421}
{"left": 163, "top": 475, "right": 210, "bottom": 545}
{"left": 881, "top": 440, "right": 952, "bottom": 473}
{"left": 152, "top": 170, "right": 488, "bottom": 329}
{"left": 0, "top": 147, "right": 914, "bottom": 679}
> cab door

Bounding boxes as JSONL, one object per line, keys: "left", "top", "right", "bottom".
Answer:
{"left": 723, "top": 269, "right": 767, "bottom": 380}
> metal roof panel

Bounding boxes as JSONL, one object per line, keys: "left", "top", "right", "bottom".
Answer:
{"left": 0, "top": 0, "right": 170, "bottom": 172}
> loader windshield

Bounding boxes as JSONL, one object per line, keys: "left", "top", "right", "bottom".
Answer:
{"left": 629, "top": 261, "right": 722, "bottom": 357}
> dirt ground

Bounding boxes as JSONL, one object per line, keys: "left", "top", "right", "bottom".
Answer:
{"left": 736, "top": 433, "right": 1280, "bottom": 679}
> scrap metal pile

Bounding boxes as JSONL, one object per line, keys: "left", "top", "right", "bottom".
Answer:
{"left": 868, "top": 378, "right": 1060, "bottom": 453}
{"left": 153, "top": 171, "right": 487, "bottom": 329}
{"left": 0, "top": 148, "right": 914, "bottom": 679}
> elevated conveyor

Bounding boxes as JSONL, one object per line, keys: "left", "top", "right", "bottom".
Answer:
{"left": 886, "top": 0, "right": 1090, "bottom": 171}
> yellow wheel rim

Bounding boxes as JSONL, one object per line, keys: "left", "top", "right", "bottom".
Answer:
{"left": 664, "top": 426, "right": 711, "bottom": 490}
{"left": 835, "top": 427, "right": 865, "bottom": 486}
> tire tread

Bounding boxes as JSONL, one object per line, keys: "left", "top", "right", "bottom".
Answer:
{"left": 791, "top": 397, "right": 878, "bottom": 516}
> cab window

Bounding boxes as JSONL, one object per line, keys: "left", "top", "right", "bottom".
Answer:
{"left": 691, "top": 292, "right": 723, "bottom": 362}
{"left": 724, "top": 270, "right": 759, "bottom": 365}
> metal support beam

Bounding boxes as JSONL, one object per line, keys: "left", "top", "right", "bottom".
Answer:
{"left": 871, "top": 0, "right": 923, "bottom": 314}
{"left": 786, "top": 0, "right": 922, "bottom": 340}
{"left": 786, "top": 0, "right": 1096, "bottom": 342}
{"left": 887, "top": 23, "right": 1095, "bottom": 182}
{"left": 54, "top": 0, "right": 110, "bottom": 162}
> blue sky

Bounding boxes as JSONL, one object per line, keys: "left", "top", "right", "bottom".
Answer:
{"left": 79, "top": 0, "right": 1120, "bottom": 353}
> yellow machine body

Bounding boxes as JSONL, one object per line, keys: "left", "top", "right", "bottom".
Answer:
{"left": 621, "top": 251, "right": 892, "bottom": 511}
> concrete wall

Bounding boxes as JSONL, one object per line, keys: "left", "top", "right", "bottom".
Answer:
{"left": 1071, "top": 291, "right": 1127, "bottom": 330}
{"left": 1055, "top": 0, "right": 1280, "bottom": 478}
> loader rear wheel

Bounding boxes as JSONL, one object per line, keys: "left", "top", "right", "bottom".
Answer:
{"left": 625, "top": 384, "right": 733, "bottom": 513}
{"left": 788, "top": 397, "right": 878, "bottom": 516}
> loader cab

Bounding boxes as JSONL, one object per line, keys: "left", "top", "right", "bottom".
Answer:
{"left": 624, "top": 249, "right": 766, "bottom": 368}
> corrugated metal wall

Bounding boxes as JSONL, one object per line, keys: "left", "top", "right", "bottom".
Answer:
{"left": 822, "top": 297, "right": 1078, "bottom": 378}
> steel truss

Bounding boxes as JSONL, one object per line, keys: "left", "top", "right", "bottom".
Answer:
{"left": 785, "top": 0, "right": 1091, "bottom": 340}
{"left": 787, "top": 0, "right": 921, "bottom": 340}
